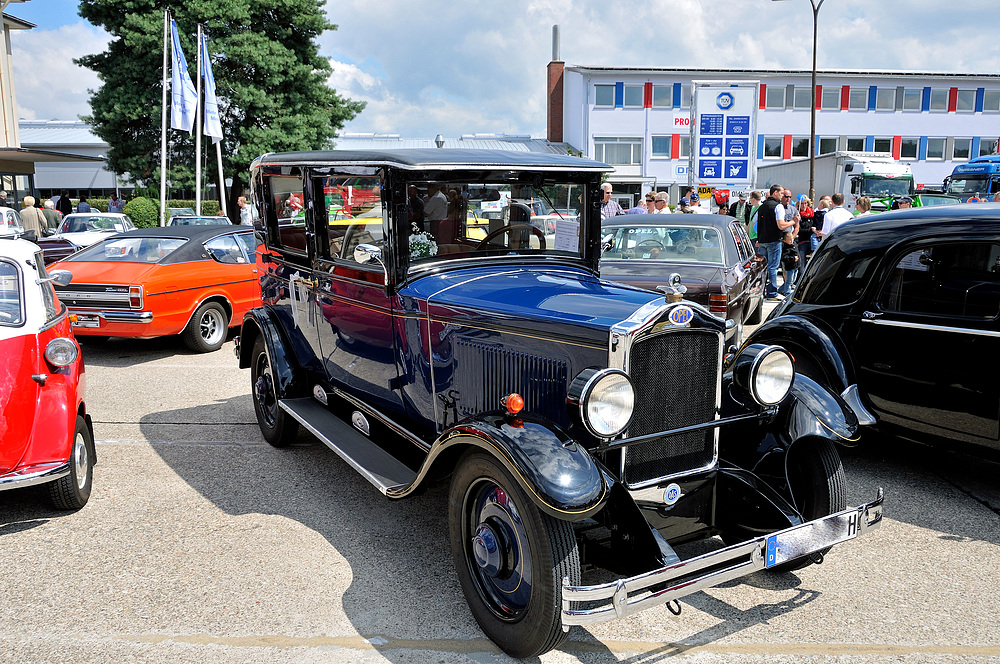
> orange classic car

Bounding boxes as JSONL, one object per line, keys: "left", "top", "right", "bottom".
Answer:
{"left": 50, "top": 225, "right": 262, "bottom": 352}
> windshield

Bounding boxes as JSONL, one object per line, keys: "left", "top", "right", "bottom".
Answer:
{"left": 62, "top": 215, "right": 131, "bottom": 233}
{"left": 602, "top": 225, "right": 724, "bottom": 264}
{"left": 406, "top": 178, "right": 586, "bottom": 266}
{"left": 861, "top": 177, "right": 913, "bottom": 198}
{"left": 70, "top": 236, "right": 188, "bottom": 263}
{"left": 946, "top": 175, "right": 997, "bottom": 196}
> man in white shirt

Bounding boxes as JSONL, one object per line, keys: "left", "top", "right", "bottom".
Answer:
{"left": 653, "top": 191, "right": 670, "bottom": 213}
{"left": 822, "top": 193, "right": 854, "bottom": 236}
{"left": 687, "top": 193, "right": 706, "bottom": 213}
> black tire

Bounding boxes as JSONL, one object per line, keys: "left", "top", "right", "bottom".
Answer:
{"left": 250, "top": 335, "right": 298, "bottom": 447}
{"left": 746, "top": 298, "right": 763, "bottom": 325}
{"left": 49, "top": 416, "right": 94, "bottom": 510}
{"left": 774, "top": 437, "right": 847, "bottom": 572}
{"left": 182, "top": 302, "right": 229, "bottom": 353}
{"left": 449, "top": 451, "right": 580, "bottom": 658}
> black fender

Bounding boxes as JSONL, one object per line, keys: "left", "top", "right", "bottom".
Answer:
{"left": 743, "top": 314, "right": 853, "bottom": 393}
{"left": 409, "top": 411, "right": 608, "bottom": 522}
{"left": 237, "top": 307, "right": 306, "bottom": 399}
{"left": 714, "top": 465, "right": 802, "bottom": 538}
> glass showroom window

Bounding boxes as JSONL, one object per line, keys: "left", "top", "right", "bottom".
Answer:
{"left": 763, "top": 136, "right": 783, "bottom": 159}
{"left": 595, "top": 85, "right": 615, "bottom": 107}
{"left": 678, "top": 135, "right": 690, "bottom": 158}
{"left": 846, "top": 137, "right": 865, "bottom": 151}
{"left": 902, "top": 89, "right": 922, "bottom": 111}
{"left": 766, "top": 86, "right": 785, "bottom": 109}
{"left": 953, "top": 139, "right": 972, "bottom": 160}
{"left": 979, "top": 137, "right": 999, "bottom": 157}
{"left": 651, "top": 136, "right": 671, "bottom": 159}
{"left": 900, "top": 138, "right": 919, "bottom": 159}
{"left": 821, "top": 88, "right": 840, "bottom": 110}
{"left": 793, "top": 88, "right": 812, "bottom": 109}
{"left": 624, "top": 86, "right": 643, "bottom": 108}
{"left": 594, "top": 138, "right": 643, "bottom": 165}
{"left": 875, "top": 89, "right": 895, "bottom": 111}
{"left": 819, "top": 137, "right": 838, "bottom": 154}
{"left": 873, "top": 138, "right": 892, "bottom": 154}
{"left": 929, "top": 90, "right": 948, "bottom": 111}
{"left": 792, "top": 137, "right": 810, "bottom": 157}
{"left": 652, "top": 86, "right": 671, "bottom": 107}
{"left": 956, "top": 90, "right": 976, "bottom": 113}
{"left": 984, "top": 91, "right": 1000, "bottom": 113}
{"left": 926, "top": 138, "right": 946, "bottom": 160}
{"left": 680, "top": 85, "right": 692, "bottom": 109}
{"left": 848, "top": 88, "right": 868, "bottom": 110}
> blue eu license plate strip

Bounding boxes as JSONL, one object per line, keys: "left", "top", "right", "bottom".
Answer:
{"left": 764, "top": 510, "right": 864, "bottom": 568}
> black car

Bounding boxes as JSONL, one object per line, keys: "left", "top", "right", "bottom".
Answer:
{"left": 748, "top": 203, "right": 1000, "bottom": 455}
{"left": 235, "top": 149, "right": 882, "bottom": 658}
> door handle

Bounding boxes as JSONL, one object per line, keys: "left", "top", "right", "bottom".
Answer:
{"left": 862, "top": 311, "right": 883, "bottom": 320}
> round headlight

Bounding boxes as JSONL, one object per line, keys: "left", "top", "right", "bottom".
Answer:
{"left": 751, "top": 346, "right": 794, "bottom": 405}
{"left": 45, "top": 337, "right": 79, "bottom": 367}
{"left": 568, "top": 368, "right": 635, "bottom": 438}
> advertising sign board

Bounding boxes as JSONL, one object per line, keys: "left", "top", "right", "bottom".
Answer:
{"left": 690, "top": 81, "right": 758, "bottom": 194}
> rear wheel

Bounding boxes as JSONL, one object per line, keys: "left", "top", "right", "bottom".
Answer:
{"left": 251, "top": 335, "right": 298, "bottom": 447}
{"left": 182, "top": 302, "right": 229, "bottom": 353}
{"left": 49, "top": 416, "right": 94, "bottom": 510}
{"left": 449, "top": 451, "right": 579, "bottom": 658}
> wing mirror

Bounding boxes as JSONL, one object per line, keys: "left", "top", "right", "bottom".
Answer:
{"left": 354, "top": 243, "right": 388, "bottom": 288}
{"left": 40, "top": 269, "right": 73, "bottom": 286}
{"left": 601, "top": 233, "right": 614, "bottom": 253}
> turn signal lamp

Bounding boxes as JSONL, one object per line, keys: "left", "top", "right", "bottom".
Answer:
{"left": 503, "top": 393, "right": 525, "bottom": 415}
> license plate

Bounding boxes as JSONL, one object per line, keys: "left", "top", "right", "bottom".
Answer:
{"left": 72, "top": 314, "right": 102, "bottom": 328}
{"left": 764, "top": 510, "right": 864, "bottom": 568}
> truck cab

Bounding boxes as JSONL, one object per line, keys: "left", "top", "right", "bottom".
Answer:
{"left": 944, "top": 155, "right": 1000, "bottom": 202}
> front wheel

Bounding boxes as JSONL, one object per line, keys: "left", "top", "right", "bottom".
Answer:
{"left": 449, "top": 451, "right": 580, "bottom": 658}
{"left": 250, "top": 335, "right": 298, "bottom": 447}
{"left": 49, "top": 416, "right": 94, "bottom": 510}
{"left": 182, "top": 301, "right": 229, "bottom": 353}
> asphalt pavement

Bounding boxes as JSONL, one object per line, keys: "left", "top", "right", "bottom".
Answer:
{"left": 1, "top": 332, "right": 999, "bottom": 663}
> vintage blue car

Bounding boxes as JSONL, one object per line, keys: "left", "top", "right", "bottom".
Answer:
{"left": 235, "top": 149, "right": 883, "bottom": 658}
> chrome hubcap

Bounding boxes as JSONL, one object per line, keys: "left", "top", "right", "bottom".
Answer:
{"left": 200, "top": 309, "right": 225, "bottom": 345}
{"left": 73, "top": 431, "right": 89, "bottom": 491}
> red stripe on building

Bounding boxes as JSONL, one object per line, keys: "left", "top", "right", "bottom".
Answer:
{"left": 815, "top": 85, "right": 822, "bottom": 110}
{"left": 892, "top": 136, "right": 902, "bottom": 160}
{"left": 759, "top": 84, "right": 767, "bottom": 109}
{"left": 841, "top": 85, "right": 850, "bottom": 111}
{"left": 782, "top": 135, "right": 792, "bottom": 160}
{"left": 644, "top": 82, "right": 653, "bottom": 108}
{"left": 671, "top": 133, "right": 680, "bottom": 159}
{"left": 948, "top": 87, "right": 958, "bottom": 112}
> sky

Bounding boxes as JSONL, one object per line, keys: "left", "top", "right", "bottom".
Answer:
{"left": 9, "top": 0, "right": 1000, "bottom": 140}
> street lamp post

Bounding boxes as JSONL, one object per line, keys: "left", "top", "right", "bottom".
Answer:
{"left": 774, "top": 0, "right": 825, "bottom": 202}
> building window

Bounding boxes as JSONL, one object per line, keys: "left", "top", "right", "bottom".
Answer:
{"left": 819, "top": 137, "right": 838, "bottom": 154}
{"left": 984, "top": 91, "right": 1000, "bottom": 113}
{"left": 594, "top": 138, "right": 643, "bottom": 165}
{"left": 651, "top": 136, "right": 671, "bottom": 158}
{"left": 926, "top": 138, "right": 946, "bottom": 160}
{"left": 953, "top": 138, "right": 972, "bottom": 160}
{"left": 793, "top": 87, "right": 812, "bottom": 109}
{"left": 929, "top": 90, "right": 948, "bottom": 111}
{"left": 956, "top": 90, "right": 976, "bottom": 112}
{"left": 763, "top": 136, "right": 783, "bottom": 158}
{"left": 873, "top": 138, "right": 892, "bottom": 154}
{"left": 791, "top": 137, "right": 810, "bottom": 157}
{"left": 979, "top": 137, "right": 998, "bottom": 157}
{"left": 900, "top": 138, "right": 919, "bottom": 159}
{"left": 846, "top": 137, "right": 865, "bottom": 151}
{"left": 652, "top": 86, "right": 672, "bottom": 107}
{"left": 765, "top": 86, "right": 785, "bottom": 109}
{"left": 875, "top": 89, "right": 895, "bottom": 111}
{"left": 902, "top": 89, "right": 922, "bottom": 111}
{"left": 848, "top": 88, "right": 868, "bottom": 110}
{"left": 821, "top": 88, "right": 840, "bottom": 110}
{"left": 595, "top": 85, "right": 615, "bottom": 107}
{"left": 624, "top": 85, "right": 643, "bottom": 107}
{"left": 678, "top": 135, "right": 690, "bottom": 158}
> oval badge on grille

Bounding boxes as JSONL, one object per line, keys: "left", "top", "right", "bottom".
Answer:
{"left": 667, "top": 306, "right": 694, "bottom": 326}
{"left": 664, "top": 483, "right": 682, "bottom": 506}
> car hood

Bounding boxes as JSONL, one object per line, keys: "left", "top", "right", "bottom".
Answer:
{"left": 49, "top": 260, "right": 159, "bottom": 286}
{"left": 408, "top": 264, "right": 663, "bottom": 344}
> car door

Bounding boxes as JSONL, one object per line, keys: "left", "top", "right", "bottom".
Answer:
{"left": 203, "top": 232, "right": 260, "bottom": 322}
{"left": 854, "top": 238, "right": 1000, "bottom": 448}
{"left": 0, "top": 256, "right": 36, "bottom": 473}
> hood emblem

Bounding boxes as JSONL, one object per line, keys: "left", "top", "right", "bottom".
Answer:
{"left": 667, "top": 306, "right": 694, "bottom": 326}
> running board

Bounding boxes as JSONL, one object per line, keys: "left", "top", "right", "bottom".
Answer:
{"left": 278, "top": 398, "right": 417, "bottom": 495}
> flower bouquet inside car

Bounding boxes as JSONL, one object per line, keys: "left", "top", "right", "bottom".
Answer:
{"left": 409, "top": 222, "right": 438, "bottom": 259}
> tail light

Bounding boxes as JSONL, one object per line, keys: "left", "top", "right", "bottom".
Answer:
{"left": 709, "top": 293, "right": 727, "bottom": 313}
{"left": 129, "top": 285, "right": 142, "bottom": 308}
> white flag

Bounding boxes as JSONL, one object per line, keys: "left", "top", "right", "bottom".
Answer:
{"left": 200, "top": 33, "right": 223, "bottom": 143}
{"left": 170, "top": 20, "right": 197, "bottom": 133}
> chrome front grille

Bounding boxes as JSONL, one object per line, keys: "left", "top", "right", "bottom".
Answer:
{"left": 55, "top": 284, "right": 131, "bottom": 309}
{"left": 622, "top": 329, "right": 721, "bottom": 487}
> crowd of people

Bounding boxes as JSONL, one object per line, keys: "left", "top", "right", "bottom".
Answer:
{"left": 9, "top": 189, "right": 131, "bottom": 239}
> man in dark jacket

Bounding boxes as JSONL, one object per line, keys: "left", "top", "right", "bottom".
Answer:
{"left": 56, "top": 189, "right": 73, "bottom": 217}
{"left": 758, "top": 184, "right": 795, "bottom": 300}
{"left": 728, "top": 192, "right": 751, "bottom": 225}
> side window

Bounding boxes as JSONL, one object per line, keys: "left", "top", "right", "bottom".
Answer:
{"left": 314, "top": 174, "right": 384, "bottom": 260}
{"left": 33, "top": 254, "right": 60, "bottom": 321}
{"left": 205, "top": 235, "right": 248, "bottom": 264}
{"left": 234, "top": 232, "right": 259, "bottom": 261}
{"left": 0, "top": 259, "right": 23, "bottom": 326}
{"left": 878, "top": 242, "right": 1000, "bottom": 319}
{"left": 266, "top": 170, "right": 305, "bottom": 253}
{"left": 730, "top": 222, "right": 752, "bottom": 262}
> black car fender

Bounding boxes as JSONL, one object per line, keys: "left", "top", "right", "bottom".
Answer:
{"left": 237, "top": 307, "right": 305, "bottom": 399}
{"left": 422, "top": 412, "right": 609, "bottom": 522}
{"left": 744, "top": 314, "right": 853, "bottom": 393}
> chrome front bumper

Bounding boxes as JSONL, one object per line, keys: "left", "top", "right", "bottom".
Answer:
{"left": 562, "top": 488, "right": 884, "bottom": 628}
{"left": 0, "top": 461, "right": 70, "bottom": 492}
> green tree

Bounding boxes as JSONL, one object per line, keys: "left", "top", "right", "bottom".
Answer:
{"left": 77, "top": 0, "right": 364, "bottom": 219}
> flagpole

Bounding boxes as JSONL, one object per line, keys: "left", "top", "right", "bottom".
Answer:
{"left": 195, "top": 23, "right": 203, "bottom": 215}
{"left": 159, "top": 9, "right": 169, "bottom": 226}
{"left": 216, "top": 143, "right": 227, "bottom": 216}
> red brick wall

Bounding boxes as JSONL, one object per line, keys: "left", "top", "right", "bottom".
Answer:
{"left": 547, "top": 61, "right": 564, "bottom": 143}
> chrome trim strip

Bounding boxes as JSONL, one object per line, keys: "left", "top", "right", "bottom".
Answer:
{"left": 0, "top": 462, "right": 70, "bottom": 492}
{"left": 863, "top": 317, "right": 1000, "bottom": 338}
{"left": 562, "top": 488, "right": 884, "bottom": 627}
{"left": 92, "top": 311, "right": 153, "bottom": 323}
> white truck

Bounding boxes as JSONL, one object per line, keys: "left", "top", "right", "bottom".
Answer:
{"left": 755, "top": 151, "right": 914, "bottom": 211}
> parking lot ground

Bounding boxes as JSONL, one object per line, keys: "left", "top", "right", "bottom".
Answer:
{"left": 1, "top": 335, "right": 999, "bottom": 663}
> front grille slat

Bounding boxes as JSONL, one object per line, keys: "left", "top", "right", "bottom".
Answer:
{"left": 623, "top": 330, "right": 720, "bottom": 487}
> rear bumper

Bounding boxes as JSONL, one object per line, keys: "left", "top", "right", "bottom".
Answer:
{"left": 562, "top": 488, "right": 884, "bottom": 628}
{"left": 0, "top": 461, "right": 70, "bottom": 492}
{"left": 70, "top": 310, "right": 153, "bottom": 327}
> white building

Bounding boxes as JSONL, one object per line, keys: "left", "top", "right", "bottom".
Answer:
{"left": 548, "top": 62, "right": 1000, "bottom": 206}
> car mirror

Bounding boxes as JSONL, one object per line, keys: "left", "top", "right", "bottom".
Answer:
{"left": 354, "top": 243, "right": 383, "bottom": 266}
{"left": 601, "top": 234, "right": 614, "bottom": 253}
{"left": 42, "top": 269, "right": 73, "bottom": 286}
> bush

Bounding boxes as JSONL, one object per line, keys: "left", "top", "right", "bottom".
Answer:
{"left": 123, "top": 196, "right": 160, "bottom": 228}
{"left": 89, "top": 197, "right": 109, "bottom": 213}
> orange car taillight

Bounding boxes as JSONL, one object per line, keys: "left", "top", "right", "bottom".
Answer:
{"left": 129, "top": 285, "right": 142, "bottom": 309}
{"left": 709, "top": 293, "right": 727, "bottom": 313}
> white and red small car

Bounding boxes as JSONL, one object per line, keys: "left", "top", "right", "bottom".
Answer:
{"left": 0, "top": 238, "right": 94, "bottom": 509}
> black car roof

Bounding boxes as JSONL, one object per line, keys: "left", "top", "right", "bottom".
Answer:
{"left": 252, "top": 149, "right": 612, "bottom": 172}
{"left": 825, "top": 203, "right": 1000, "bottom": 251}
{"left": 107, "top": 225, "right": 251, "bottom": 264}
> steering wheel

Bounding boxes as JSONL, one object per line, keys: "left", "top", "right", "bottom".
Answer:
{"left": 638, "top": 239, "right": 665, "bottom": 248}
{"left": 474, "top": 224, "right": 546, "bottom": 251}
